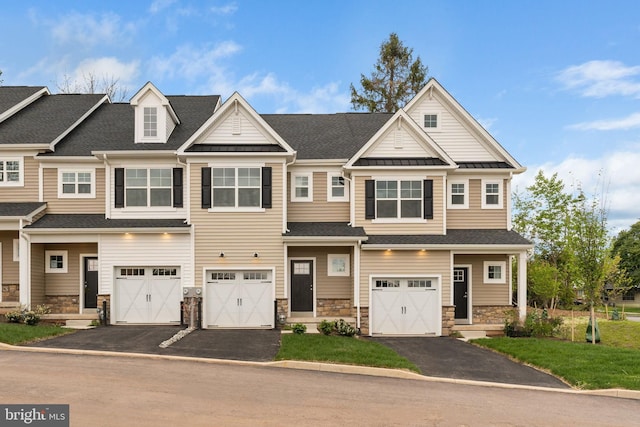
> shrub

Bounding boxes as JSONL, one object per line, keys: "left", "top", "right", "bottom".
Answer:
{"left": 504, "top": 309, "right": 563, "bottom": 338}
{"left": 318, "top": 320, "right": 335, "bottom": 335}
{"left": 5, "top": 310, "right": 22, "bottom": 323}
{"left": 335, "top": 319, "right": 356, "bottom": 337}
{"left": 23, "top": 311, "right": 41, "bottom": 326}
{"left": 4, "top": 304, "right": 51, "bottom": 326}
{"left": 291, "top": 323, "right": 307, "bottom": 334}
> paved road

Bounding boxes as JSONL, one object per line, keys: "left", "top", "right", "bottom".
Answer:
{"left": 1, "top": 351, "right": 636, "bottom": 426}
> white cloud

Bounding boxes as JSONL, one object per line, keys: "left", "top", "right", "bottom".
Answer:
{"left": 513, "top": 150, "right": 640, "bottom": 231}
{"left": 556, "top": 60, "right": 640, "bottom": 98}
{"left": 211, "top": 3, "right": 238, "bottom": 15}
{"left": 149, "top": 0, "right": 178, "bottom": 14}
{"left": 72, "top": 57, "right": 140, "bottom": 85}
{"left": 49, "top": 12, "right": 135, "bottom": 47}
{"left": 568, "top": 112, "right": 640, "bottom": 131}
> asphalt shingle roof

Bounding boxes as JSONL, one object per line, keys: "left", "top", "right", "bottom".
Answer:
{"left": 285, "top": 222, "right": 367, "bottom": 237}
{"left": 364, "top": 229, "right": 531, "bottom": 246}
{"left": 25, "top": 214, "right": 190, "bottom": 229}
{"left": 262, "top": 113, "right": 392, "bottom": 160}
{"left": 0, "top": 87, "right": 46, "bottom": 117}
{"left": 0, "top": 202, "right": 46, "bottom": 217}
{"left": 42, "top": 95, "right": 220, "bottom": 156}
{"left": 0, "top": 94, "right": 105, "bottom": 144}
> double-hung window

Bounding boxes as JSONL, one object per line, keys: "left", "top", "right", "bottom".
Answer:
{"left": 59, "top": 170, "right": 94, "bottom": 198}
{"left": 291, "top": 172, "right": 312, "bottom": 202}
{"left": 144, "top": 107, "right": 158, "bottom": 137}
{"left": 327, "top": 173, "right": 348, "bottom": 202}
{"left": 126, "top": 168, "right": 172, "bottom": 207}
{"left": 213, "top": 167, "right": 261, "bottom": 208}
{"left": 482, "top": 179, "right": 503, "bottom": 209}
{"left": 376, "top": 180, "right": 422, "bottom": 219}
{"left": 0, "top": 158, "right": 22, "bottom": 186}
{"left": 448, "top": 179, "right": 468, "bottom": 209}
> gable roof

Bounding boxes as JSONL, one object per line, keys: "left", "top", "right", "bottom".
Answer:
{"left": 130, "top": 81, "right": 179, "bottom": 124}
{"left": 41, "top": 95, "right": 219, "bottom": 156}
{"left": 0, "top": 93, "right": 105, "bottom": 146}
{"left": 0, "top": 202, "right": 46, "bottom": 219}
{"left": 262, "top": 113, "right": 391, "bottom": 160}
{"left": 0, "top": 86, "right": 48, "bottom": 122}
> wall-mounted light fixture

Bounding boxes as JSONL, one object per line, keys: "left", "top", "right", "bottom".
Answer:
{"left": 219, "top": 252, "right": 225, "bottom": 258}
{"left": 253, "top": 252, "right": 259, "bottom": 258}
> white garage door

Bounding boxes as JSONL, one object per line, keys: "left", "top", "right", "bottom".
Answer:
{"left": 371, "top": 277, "right": 440, "bottom": 335}
{"left": 115, "top": 267, "right": 182, "bottom": 324}
{"left": 206, "top": 270, "right": 273, "bottom": 328}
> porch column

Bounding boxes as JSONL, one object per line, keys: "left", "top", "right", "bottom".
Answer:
{"left": 517, "top": 250, "right": 527, "bottom": 320}
{"left": 19, "top": 231, "right": 30, "bottom": 308}
{"left": 354, "top": 242, "right": 361, "bottom": 329}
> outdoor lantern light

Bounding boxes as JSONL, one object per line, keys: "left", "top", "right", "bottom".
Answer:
{"left": 219, "top": 252, "right": 225, "bottom": 258}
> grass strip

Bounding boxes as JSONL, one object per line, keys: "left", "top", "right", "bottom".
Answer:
{"left": 0, "top": 323, "right": 74, "bottom": 345}
{"left": 276, "top": 333, "right": 420, "bottom": 373}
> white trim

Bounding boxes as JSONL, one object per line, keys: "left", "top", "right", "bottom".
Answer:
{"left": 45, "top": 250, "right": 68, "bottom": 274}
{"left": 448, "top": 178, "right": 469, "bottom": 209}
{"left": 327, "top": 254, "right": 350, "bottom": 276}
{"left": 58, "top": 169, "right": 96, "bottom": 199}
{"left": 422, "top": 111, "right": 442, "bottom": 132}
{"left": 327, "top": 173, "right": 349, "bottom": 202}
{"left": 484, "top": 260, "right": 506, "bottom": 284}
{"left": 291, "top": 172, "right": 313, "bottom": 202}
{"left": 0, "top": 157, "right": 24, "bottom": 187}
{"left": 453, "top": 264, "right": 473, "bottom": 325}
{"left": 481, "top": 179, "right": 504, "bottom": 209}
{"left": 288, "top": 257, "right": 316, "bottom": 316}
{"left": 80, "top": 254, "right": 98, "bottom": 313}
{"left": 0, "top": 242, "right": 2, "bottom": 302}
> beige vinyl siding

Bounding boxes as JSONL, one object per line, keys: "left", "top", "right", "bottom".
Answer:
{"left": 288, "top": 246, "right": 352, "bottom": 299}
{"left": 455, "top": 254, "right": 510, "bottom": 305}
{"left": 354, "top": 175, "right": 444, "bottom": 235}
{"left": 191, "top": 162, "right": 285, "bottom": 296}
{"left": 44, "top": 243, "right": 97, "bottom": 295}
{"left": 42, "top": 168, "right": 106, "bottom": 214}
{"left": 201, "top": 109, "right": 267, "bottom": 144}
{"left": 31, "top": 243, "right": 45, "bottom": 305}
{"left": 407, "top": 93, "right": 497, "bottom": 162}
{"left": 447, "top": 179, "right": 508, "bottom": 229}
{"left": 287, "top": 172, "right": 349, "bottom": 222}
{"left": 0, "top": 156, "right": 39, "bottom": 202}
{"left": 0, "top": 231, "right": 19, "bottom": 284}
{"left": 360, "top": 249, "right": 450, "bottom": 307}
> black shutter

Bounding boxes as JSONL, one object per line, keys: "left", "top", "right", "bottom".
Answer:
{"left": 262, "top": 167, "right": 272, "bottom": 209}
{"left": 424, "top": 179, "right": 434, "bottom": 219}
{"left": 201, "top": 167, "right": 211, "bottom": 209}
{"left": 114, "top": 168, "right": 125, "bottom": 208}
{"left": 365, "top": 180, "right": 375, "bottom": 219}
{"left": 173, "top": 168, "right": 183, "bottom": 208}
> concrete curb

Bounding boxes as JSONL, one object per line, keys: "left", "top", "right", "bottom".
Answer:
{"left": 2, "top": 342, "right": 639, "bottom": 401}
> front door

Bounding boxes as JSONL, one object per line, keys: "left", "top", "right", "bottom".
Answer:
{"left": 84, "top": 257, "right": 99, "bottom": 309}
{"left": 453, "top": 267, "right": 468, "bottom": 320}
{"left": 291, "top": 260, "right": 313, "bottom": 312}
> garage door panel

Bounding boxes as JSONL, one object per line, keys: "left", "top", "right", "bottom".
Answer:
{"left": 150, "top": 278, "right": 182, "bottom": 323}
{"left": 115, "top": 278, "right": 147, "bottom": 324}
{"left": 242, "top": 282, "right": 273, "bottom": 327}
{"left": 115, "top": 267, "right": 181, "bottom": 324}
{"left": 371, "top": 290, "right": 403, "bottom": 334}
{"left": 207, "top": 282, "right": 239, "bottom": 327}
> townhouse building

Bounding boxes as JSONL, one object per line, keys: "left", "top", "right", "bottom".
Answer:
{"left": 0, "top": 79, "right": 531, "bottom": 335}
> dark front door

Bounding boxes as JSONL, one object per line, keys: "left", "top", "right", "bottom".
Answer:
{"left": 84, "top": 257, "right": 99, "bottom": 309}
{"left": 291, "top": 260, "right": 313, "bottom": 312}
{"left": 453, "top": 267, "right": 468, "bottom": 320}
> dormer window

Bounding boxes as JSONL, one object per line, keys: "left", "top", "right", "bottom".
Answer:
{"left": 144, "top": 107, "right": 158, "bottom": 137}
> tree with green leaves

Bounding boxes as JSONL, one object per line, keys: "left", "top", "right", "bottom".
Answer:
{"left": 350, "top": 33, "right": 428, "bottom": 113}
{"left": 611, "top": 220, "right": 640, "bottom": 288}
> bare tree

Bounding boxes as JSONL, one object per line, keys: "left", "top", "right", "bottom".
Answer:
{"left": 56, "top": 72, "right": 129, "bottom": 101}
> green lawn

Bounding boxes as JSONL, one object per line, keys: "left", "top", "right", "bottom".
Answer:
{"left": 474, "top": 333, "right": 640, "bottom": 390}
{"left": 276, "top": 333, "right": 420, "bottom": 373}
{"left": 0, "top": 323, "right": 74, "bottom": 345}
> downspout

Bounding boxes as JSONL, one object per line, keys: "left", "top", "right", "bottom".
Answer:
{"left": 283, "top": 153, "right": 297, "bottom": 233}
{"left": 507, "top": 172, "right": 513, "bottom": 231}
{"left": 355, "top": 240, "right": 361, "bottom": 331}
{"left": 102, "top": 154, "right": 111, "bottom": 219}
{"left": 341, "top": 170, "right": 354, "bottom": 226}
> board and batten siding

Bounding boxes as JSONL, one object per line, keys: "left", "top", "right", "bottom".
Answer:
{"left": 354, "top": 175, "right": 444, "bottom": 235}
{"left": 455, "top": 254, "right": 511, "bottom": 305}
{"left": 30, "top": 243, "right": 45, "bottom": 305}
{"left": 288, "top": 246, "right": 352, "bottom": 299}
{"left": 359, "top": 249, "right": 451, "bottom": 307}
{"left": 43, "top": 243, "right": 97, "bottom": 295}
{"left": 42, "top": 168, "right": 106, "bottom": 214}
{"left": 99, "top": 233, "right": 192, "bottom": 295}
{"left": 287, "top": 171, "right": 349, "bottom": 222}
{"left": 0, "top": 156, "right": 39, "bottom": 202}
{"left": 446, "top": 179, "right": 508, "bottom": 229}
{"left": 0, "top": 231, "right": 19, "bottom": 285}
{"left": 407, "top": 93, "right": 498, "bottom": 162}
{"left": 190, "top": 162, "right": 285, "bottom": 297}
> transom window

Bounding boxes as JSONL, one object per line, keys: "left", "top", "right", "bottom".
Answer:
{"left": 212, "top": 167, "right": 261, "bottom": 208}
{"left": 484, "top": 261, "right": 506, "bottom": 284}
{"left": 244, "top": 272, "right": 268, "bottom": 280}
{"left": 153, "top": 268, "right": 178, "bottom": 276}
{"left": 408, "top": 279, "right": 432, "bottom": 288}
{"left": 375, "top": 279, "right": 400, "bottom": 288}
{"left": 0, "top": 159, "right": 21, "bottom": 185}
{"left": 120, "top": 268, "right": 145, "bottom": 276}
{"left": 424, "top": 114, "right": 438, "bottom": 128}
{"left": 293, "top": 262, "right": 310, "bottom": 275}
{"left": 453, "top": 269, "right": 465, "bottom": 282}
{"left": 376, "top": 180, "right": 422, "bottom": 218}
{"left": 482, "top": 180, "right": 503, "bottom": 209}
{"left": 144, "top": 107, "right": 157, "bottom": 137}
{"left": 211, "top": 272, "right": 236, "bottom": 280}
{"left": 126, "top": 168, "right": 172, "bottom": 207}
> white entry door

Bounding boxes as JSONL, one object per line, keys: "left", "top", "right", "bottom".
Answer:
{"left": 115, "top": 267, "right": 181, "bottom": 324}
{"left": 371, "top": 277, "right": 440, "bottom": 335}
{"left": 206, "top": 270, "right": 273, "bottom": 328}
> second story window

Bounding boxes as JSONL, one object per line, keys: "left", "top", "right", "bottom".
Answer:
{"left": 213, "top": 167, "right": 261, "bottom": 208}
{"left": 291, "top": 172, "right": 313, "bottom": 202}
{"left": 144, "top": 107, "right": 158, "bottom": 137}
{"left": 59, "top": 170, "right": 94, "bottom": 198}
{"left": 327, "top": 173, "right": 349, "bottom": 202}
{"left": 376, "top": 180, "right": 422, "bottom": 219}
{"left": 482, "top": 179, "right": 503, "bottom": 209}
{"left": 0, "top": 158, "right": 22, "bottom": 186}
{"left": 126, "top": 168, "right": 172, "bottom": 207}
{"left": 448, "top": 179, "right": 468, "bottom": 209}
{"left": 424, "top": 114, "right": 438, "bottom": 128}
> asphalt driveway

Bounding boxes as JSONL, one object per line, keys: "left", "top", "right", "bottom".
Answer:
{"left": 370, "top": 336, "right": 569, "bottom": 388}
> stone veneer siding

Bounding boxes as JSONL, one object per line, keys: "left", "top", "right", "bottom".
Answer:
{"left": 473, "top": 305, "right": 515, "bottom": 324}
{"left": 2, "top": 284, "right": 19, "bottom": 302}
{"left": 316, "top": 298, "right": 354, "bottom": 317}
{"left": 359, "top": 307, "right": 369, "bottom": 335}
{"left": 45, "top": 295, "right": 79, "bottom": 314}
{"left": 276, "top": 298, "right": 289, "bottom": 329}
{"left": 97, "top": 294, "right": 111, "bottom": 324}
{"left": 442, "top": 305, "right": 455, "bottom": 336}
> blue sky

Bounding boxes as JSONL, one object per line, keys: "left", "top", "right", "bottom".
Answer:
{"left": 1, "top": 0, "right": 639, "bottom": 231}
